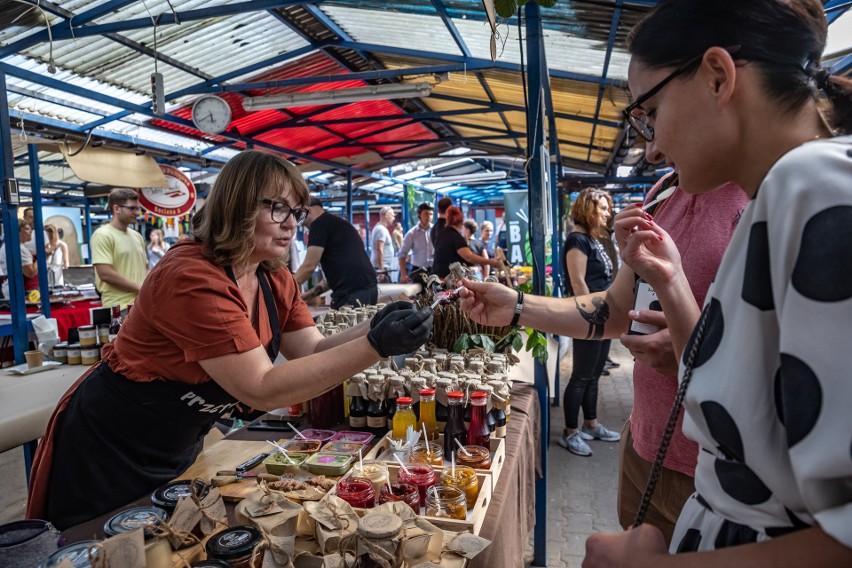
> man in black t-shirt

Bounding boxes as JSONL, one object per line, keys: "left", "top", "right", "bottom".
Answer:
{"left": 429, "top": 196, "right": 453, "bottom": 249}
{"left": 294, "top": 200, "right": 377, "bottom": 309}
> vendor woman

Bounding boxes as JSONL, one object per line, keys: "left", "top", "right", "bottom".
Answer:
{"left": 27, "top": 150, "right": 433, "bottom": 529}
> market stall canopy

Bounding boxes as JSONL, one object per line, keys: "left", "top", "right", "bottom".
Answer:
{"left": 59, "top": 144, "right": 168, "bottom": 188}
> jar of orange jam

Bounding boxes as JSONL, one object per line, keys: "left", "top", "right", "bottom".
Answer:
{"left": 425, "top": 485, "right": 466, "bottom": 520}
{"left": 439, "top": 466, "right": 479, "bottom": 509}
{"left": 409, "top": 441, "right": 444, "bottom": 466}
{"left": 455, "top": 445, "right": 491, "bottom": 469}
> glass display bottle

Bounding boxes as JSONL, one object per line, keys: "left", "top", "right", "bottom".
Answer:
{"left": 365, "top": 376, "right": 388, "bottom": 436}
{"left": 443, "top": 391, "right": 467, "bottom": 459}
{"left": 348, "top": 374, "right": 368, "bottom": 431}
{"left": 392, "top": 397, "right": 416, "bottom": 441}
{"left": 386, "top": 377, "right": 405, "bottom": 430}
{"left": 434, "top": 378, "right": 451, "bottom": 432}
{"left": 418, "top": 388, "right": 438, "bottom": 441}
{"left": 466, "top": 391, "right": 491, "bottom": 447}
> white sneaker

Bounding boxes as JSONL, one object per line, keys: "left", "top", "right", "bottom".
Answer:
{"left": 579, "top": 424, "right": 621, "bottom": 442}
{"left": 558, "top": 432, "right": 592, "bottom": 456}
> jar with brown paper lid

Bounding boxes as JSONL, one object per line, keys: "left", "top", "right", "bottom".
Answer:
{"left": 356, "top": 512, "right": 402, "bottom": 568}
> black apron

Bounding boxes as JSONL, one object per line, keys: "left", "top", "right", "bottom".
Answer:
{"left": 45, "top": 267, "right": 281, "bottom": 530}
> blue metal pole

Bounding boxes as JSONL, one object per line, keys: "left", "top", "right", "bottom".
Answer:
{"left": 364, "top": 202, "right": 371, "bottom": 256}
{"left": 346, "top": 171, "right": 353, "bottom": 224}
{"left": 525, "top": 4, "right": 549, "bottom": 566}
{"left": 84, "top": 200, "right": 93, "bottom": 263}
{"left": 402, "top": 185, "right": 411, "bottom": 234}
{"left": 28, "top": 145, "right": 51, "bottom": 318}
{"left": 0, "top": 72, "right": 28, "bottom": 363}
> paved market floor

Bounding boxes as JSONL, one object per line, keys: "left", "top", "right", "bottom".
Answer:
{"left": 0, "top": 342, "right": 635, "bottom": 567}
{"left": 527, "top": 340, "right": 634, "bottom": 567}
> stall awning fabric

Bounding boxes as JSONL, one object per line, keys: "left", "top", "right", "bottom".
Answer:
{"left": 59, "top": 145, "right": 168, "bottom": 188}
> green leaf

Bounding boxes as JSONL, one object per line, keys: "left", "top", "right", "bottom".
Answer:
{"left": 535, "top": 0, "right": 559, "bottom": 7}
{"left": 453, "top": 334, "right": 471, "bottom": 353}
{"left": 495, "top": 0, "right": 518, "bottom": 18}
{"left": 470, "top": 334, "right": 483, "bottom": 347}
{"left": 512, "top": 332, "right": 524, "bottom": 352}
{"left": 481, "top": 335, "right": 496, "bottom": 352}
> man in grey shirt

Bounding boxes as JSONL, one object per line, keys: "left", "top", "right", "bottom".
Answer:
{"left": 371, "top": 205, "right": 396, "bottom": 282}
{"left": 398, "top": 202, "right": 434, "bottom": 283}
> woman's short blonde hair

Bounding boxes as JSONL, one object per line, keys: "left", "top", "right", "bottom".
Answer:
{"left": 570, "top": 188, "right": 612, "bottom": 240}
{"left": 192, "top": 150, "right": 309, "bottom": 272}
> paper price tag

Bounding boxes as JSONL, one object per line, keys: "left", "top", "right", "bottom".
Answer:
{"left": 102, "top": 528, "right": 146, "bottom": 568}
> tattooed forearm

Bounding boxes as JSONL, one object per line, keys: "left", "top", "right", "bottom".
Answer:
{"left": 574, "top": 296, "right": 610, "bottom": 339}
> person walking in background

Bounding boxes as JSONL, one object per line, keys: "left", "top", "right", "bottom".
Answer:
{"left": 391, "top": 222, "right": 403, "bottom": 251}
{"left": 0, "top": 220, "right": 39, "bottom": 299}
{"left": 45, "top": 223, "right": 69, "bottom": 287}
{"left": 398, "top": 201, "right": 434, "bottom": 284}
{"left": 294, "top": 199, "right": 378, "bottom": 309}
{"left": 479, "top": 220, "right": 495, "bottom": 278}
{"left": 463, "top": 218, "right": 487, "bottom": 279}
{"left": 146, "top": 228, "right": 169, "bottom": 271}
{"left": 90, "top": 188, "right": 148, "bottom": 308}
{"left": 431, "top": 206, "right": 503, "bottom": 278}
{"left": 371, "top": 206, "right": 396, "bottom": 282}
{"left": 559, "top": 188, "right": 621, "bottom": 457}
{"left": 430, "top": 196, "right": 453, "bottom": 248}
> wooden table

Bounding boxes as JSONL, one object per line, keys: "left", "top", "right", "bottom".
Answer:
{"left": 62, "top": 384, "right": 541, "bottom": 567}
{"left": 0, "top": 363, "right": 87, "bottom": 454}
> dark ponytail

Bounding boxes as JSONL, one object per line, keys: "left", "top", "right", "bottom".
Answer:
{"left": 629, "top": 0, "right": 852, "bottom": 134}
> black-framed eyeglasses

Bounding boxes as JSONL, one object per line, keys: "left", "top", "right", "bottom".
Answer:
{"left": 261, "top": 199, "right": 308, "bottom": 226}
{"left": 119, "top": 204, "right": 142, "bottom": 213}
{"left": 624, "top": 46, "right": 742, "bottom": 142}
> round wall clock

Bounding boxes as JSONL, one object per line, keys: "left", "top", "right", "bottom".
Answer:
{"left": 191, "top": 95, "right": 232, "bottom": 134}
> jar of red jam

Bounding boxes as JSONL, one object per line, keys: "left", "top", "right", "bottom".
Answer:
{"left": 455, "top": 445, "right": 491, "bottom": 469}
{"left": 397, "top": 463, "right": 436, "bottom": 504}
{"left": 336, "top": 477, "right": 376, "bottom": 509}
{"left": 378, "top": 482, "right": 420, "bottom": 513}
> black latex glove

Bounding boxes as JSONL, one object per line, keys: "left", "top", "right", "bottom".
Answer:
{"left": 370, "top": 300, "right": 415, "bottom": 329}
{"left": 367, "top": 308, "right": 433, "bottom": 357}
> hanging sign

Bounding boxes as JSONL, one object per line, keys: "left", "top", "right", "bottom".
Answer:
{"left": 137, "top": 165, "right": 197, "bottom": 218}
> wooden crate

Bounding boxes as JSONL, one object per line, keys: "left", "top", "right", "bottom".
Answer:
{"left": 364, "top": 432, "right": 505, "bottom": 492}
{"left": 333, "top": 463, "right": 492, "bottom": 536}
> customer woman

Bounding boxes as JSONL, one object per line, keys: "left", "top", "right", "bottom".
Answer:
{"left": 146, "top": 227, "right": 169, "bottom": 270}
{"left": 44, "top": 224, "right": 69, "bottom": 287}
{"left": 431, "top": 206, "right": 502, "bottom": 278}
{"left": 0, "top": 221, "right": 38, "bottom": 299}
{"left": 559, "top": 188, "right": 620, "bottom": 457}
{"left": 580, "top": 0, "right": 852, "bottom": 564}
{"left": 27, "top": 150, "right": 433, "bottom": 529}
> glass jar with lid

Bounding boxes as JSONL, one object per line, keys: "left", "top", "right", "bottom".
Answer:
{"left": 205, "top": 526, "right": 262, "bottom": 568}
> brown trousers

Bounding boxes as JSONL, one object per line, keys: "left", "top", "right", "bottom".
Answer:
{"left": 617, "top": 421, "right": 696, "bottom": 546}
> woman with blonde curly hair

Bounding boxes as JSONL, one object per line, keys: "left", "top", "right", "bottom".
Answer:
{"left": 559, "top": 188, "right": 621, "bottom": 457}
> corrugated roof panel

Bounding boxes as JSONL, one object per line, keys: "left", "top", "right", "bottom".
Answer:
{"left": 322, "top": 5, "right": 463, "bottom": 57}
{"left": 17, "top": 0, "right": 310, "bottom": 101}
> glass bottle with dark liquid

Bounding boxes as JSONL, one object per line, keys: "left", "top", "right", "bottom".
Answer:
{"left": 443, "top": 391, "right": 467, "bottom": 460}
{"left": 348, "top": 374, "right": 368, "bottom": 431}
{"left": 467, "top": 391, "right": 491, "bottom": 447}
